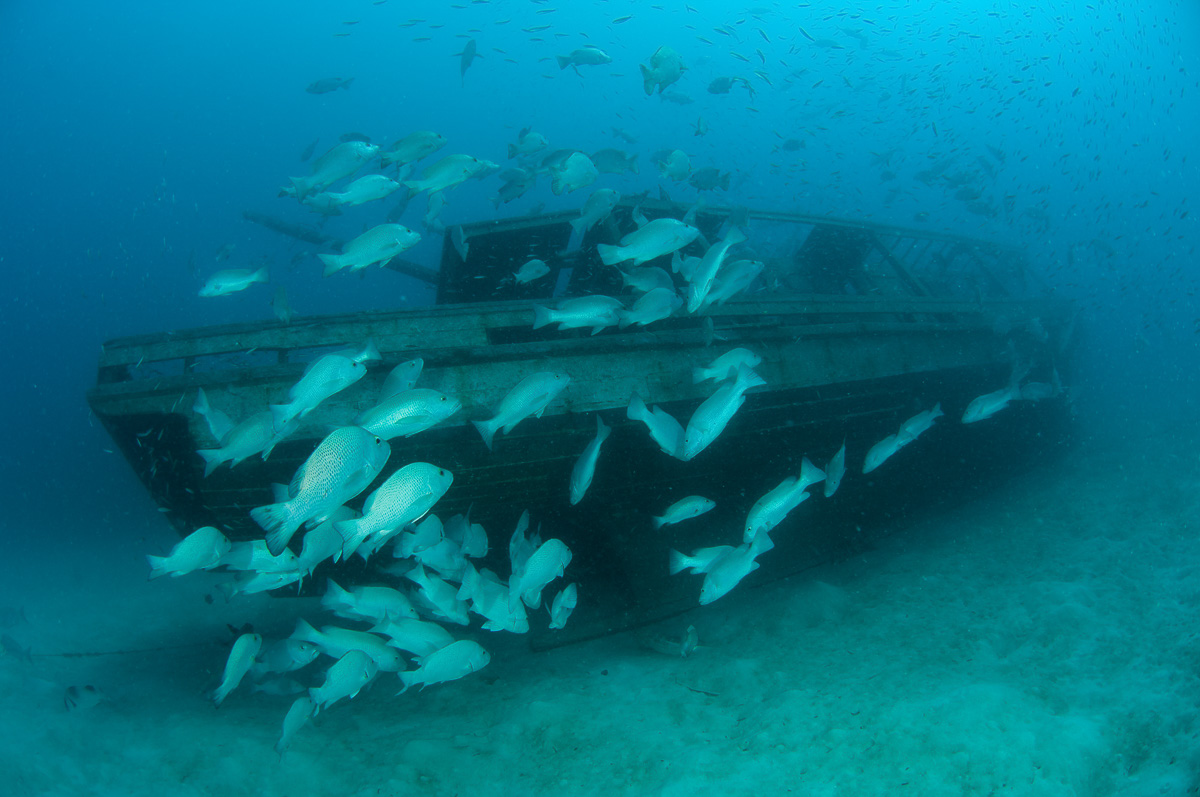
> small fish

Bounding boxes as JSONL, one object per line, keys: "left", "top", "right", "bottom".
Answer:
{"left": 269, "top": 354, "right": 366, "bottom": 431}
{"left": 681, "top": 366, "right": 765, "bottom": 461}
{"left": 570, "top": 188, "right": 620, "bottom": 239}
{"left": 334, "top": 463, "right": 454, "bottom": 559}
{"left": 318, "top": 174, "right": 402, "bottom": 208}
{"left": 318, "top": 223, "right": 420, "bottom": 276}
{"left": 455, "top": 39, "right": 482, "bottom": 84}
{"left": 533, "top": 295, "right": 624, "bottom": 335}
{"left": 251, "top": 426, "right": 390, "bottom": 556}
{"left": 640, "top": 45, "right": 687, "bottom": 95}
{"left": 615, "top": 267, "right": 670, "bottom": 296}
{"left": 381, "top": 130, "right": 448, "bottom": 168}
{"left": 652, "top": 495, "right": 715, "bottom": 529}
{"left": 626, "top": 392, "right": 684, "bottom": 458}
{"left": 398, "top": 640, "right": 490, "bottom": 693}
{"left": 192, "top": 388, "right": 233, "bottom": 445}
{"left": 199, "top": 267, "right": 268, "bottom": 297}
{"left": 590, "top": 148, "right": 639, "bottom": 176}
{"left": 212, "top": 633, "right": 262, "bottom": 706}
{"left": 197, "top": 411, "right": 296, "bottom": 476}
{"left": 668, "top": 545, "right": 734, "bottom": 576}
{"left": 550, "top": 151, "right": 598, "bottom": 195}
{"left": 693, "top": 348, "right": 762, "bottom": 384}
{"left": 514, "top": 258, "right": 550, "bottom": 284}
{"left": 548, "top": 583, "right": 578, "bottom": 630}
{"left": 146, "top": 526, "right": 231, "bottom": 579}
{"left": 473, "top": 372, "right": 570, "bottom": 450}
{"left": 898, "top": 403, "right": 943, "bottom": 443}
{"left": 657, "top": 149, "right": 691, "bottom": 182}
{"left": 372, "top": 617, "right": 455, "bottom": 658}
{"left": 744, "top": 458, "right": 825, "bottom": 542}
{"left": 354, "top": 389, "right": 462, "bottom": 441}
{"left": 597, "top": 218, "right": 700, "bottom": 267}
{"left": 306, "top": 77, "right": 354, "bottom": 94}
{"left": 699, "top": 533, "right": 774, "bottom": 605}
{"left": 404, "top": 564, "right": 471, "bottom": 625}
{"left": 510, "top": 538, "right": 572, "bottom": 611}
{"left": 962, "top": 386, "right": 1017, "bottom": 424}
{"left": 403, "top": 153, "right": 488, "bottom": 195}
{"left": 380, "top": 358, "right": 424, "bottom": 399}
{"left": 250, "top": 638, "right": 320, "bottom": 677}
{"left": 275, "top": 696, "right": 315, "bottom": 756}
{"left": 862, "top": 433, "right": 904, "bottom": 474}
{"left": 322, "top": 580, "right": 418, "bottom": 625}
{"left": 219, "top": 540, "right": 300, "bottom": 574}
{"left": 310, "top": 650, "right": 377, "bottom": 712}
{"left": 287, "top": 141, "right": 379, "bottom": 199}
{"left": 556, "top": 46, "right": 612, "bottom": 71}
{"left": 292, "top": 619, "right": 405, "bottom": 672}
{"left": 569, "top": 415, "right": 610, "bottom": 505}
{"left": 689, "top": 167, "right": 731, "bottom": 192}
{"left": 618, "top": 287, "right": 681, "bottom": 328}
{"left": 508, "top": 127, "right": 549, "bottom": 159}
{"left": 824, "top": 442, "right": 846, "bottom": 498}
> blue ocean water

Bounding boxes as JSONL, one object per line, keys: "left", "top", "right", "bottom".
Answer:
{"left": 1, "top": 1, "right": 1198, "bottom": 793}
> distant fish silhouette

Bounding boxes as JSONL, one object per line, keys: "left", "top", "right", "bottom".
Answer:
{"left": 1, "top": 633, "right": 32, "bottom": 664}
{"left": 455, "top": 39, "right": 481, "bottom": 85}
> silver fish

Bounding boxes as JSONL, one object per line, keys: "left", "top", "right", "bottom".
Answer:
{"left": 146, "top": 526, "right": 231, "bottom": 579}
{"left": 212, "top": 633, "right": 262, "bottom": 706}
{"left": 310, "top": 650, "right": 377, "bottom": 712}
{"left": 569, "top": 415, "right": 610, "bottom": 506}
{"left": 251, "top": 426, "right": 390, "bottom": 556}
{"left": 473, "top": 371, "right": 570, "bottom": 450}
{"left": 269, "top": 354, "right": 366, "bottom": 431}
{"left": 398, "top": 640, "right": 490, "bottom": 693}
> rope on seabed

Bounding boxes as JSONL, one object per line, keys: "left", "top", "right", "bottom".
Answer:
{"left": 29, "top": 641, "right": 224, "bottom": 659}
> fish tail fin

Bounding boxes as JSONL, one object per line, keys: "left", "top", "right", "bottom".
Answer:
{"left": 341, "top": 77, "right": 354, "bottom": 90}
{"left": 799, "top": 457, "right": 826, "bottom": 488}
{"left": 597, "top": 244, "right": 624, "bottom": 266}
{"left": 197, "top": 448, "right": 226, "bottom": 477}
{"left": 640, "top": 64, "right": 654, "bottom": 95}
{"left": 251, "top": 503, "right": 300, "bottom": 556}
{"left": 596, "top": 413, "right": 611, "bottom": 442}
{"left": 652, "top": 515, "right": 667, "bottom": 531}
{"left": 667, "top": 548, "right": 687, "bottom": 575}
{"left": 691, "top": 366, "right": 707, "bottom": 384}
{"left": 626, "top": 392, "right": 648, "bottom": 422}
{"left": 193, "top": 388, "right": 211, "bottom": 416}
{"left": 472, "top": 419, "right": 496, "bottom": 451}
{"left": 507, "top": 143, "right": 518, "bottom": 159}
{"left": 211, "top": 683, "right": 232, "bottom": 706}
{"left": 931, "top": 402, "right": 944, "bottom": 418}
{"left": 318, "top": 253, "right": 345, "bottom": 277}
{"left": 556, "top": 54, "right": 571, "bottom": 70}
{"left": 289, "top": 177, "right": 311, "bottom": 200}
{"left": 628, "top": 154, "right": 639, "bottom": 175}
{"left": 531, "top": 305, "right": 553, "bottom": 330}
{"left": 146, "top": 554, "right": 168, "bottom": 579}
{"left": 397, "top": 672, "right": 414, "bottom": 695}
{"left": 253, "top": 267, "right": 269, "bottom": 284}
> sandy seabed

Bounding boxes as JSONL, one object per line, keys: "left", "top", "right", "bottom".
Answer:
{"left": 2, "top": 428, "right": 1198, "bottom": 797}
